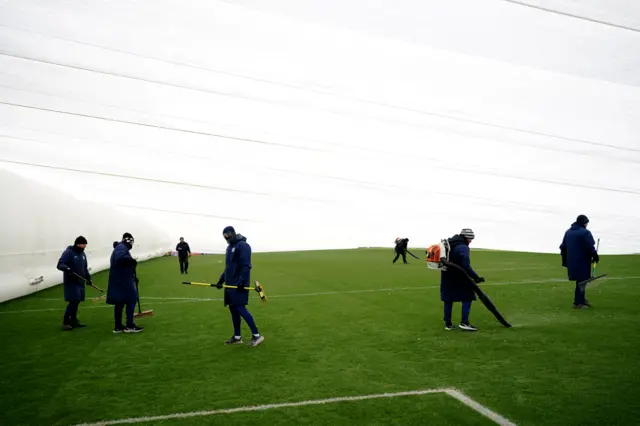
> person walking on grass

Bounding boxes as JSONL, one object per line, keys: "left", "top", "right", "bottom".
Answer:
{"left": 560, "top": 214, "right": 599, "bottom": 309}
{"left": 107, "top": 233, "right": 143, "bottom": 333}
{"left": 215, "top": 226, "right": 264, "bottom": 347}
{"left": 176, "top": 237, "right": 192, "bottom": 274}
{"left": 57, "top": 236, "right": 92, "bottom": 330}
{"left": 440, "top": 228, "right": 484, "bottom": 331}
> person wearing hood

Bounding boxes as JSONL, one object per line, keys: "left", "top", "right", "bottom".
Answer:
{"left": 56, "top": 236, "right": 92, "bottom": 330}
{"left": 214, "top": 226, "right": 264, "bottom": 347}
{"left": 107, "top": 233, "right": 143, "bottom": 333}
{"left": 440, "top": 228, "right": 484, "bottom": 331}
{"left": 560, "top": 215, "right": 599, "bottom": 308}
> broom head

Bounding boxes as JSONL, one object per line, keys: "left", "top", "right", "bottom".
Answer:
{"left": 254, "top": 281, "right": 267, "bottom": 302}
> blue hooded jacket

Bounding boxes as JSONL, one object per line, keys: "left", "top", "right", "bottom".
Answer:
{"left": 217, "top": 234, "right": 252, "bottom": 306}
{"left": 440, "top": 234, "right": 480, "bottom": 302}
{"left": 56, "top": 245, "right": 91, "bottom": 302}
{"left": 106, "top": 242, "right": 138, "bottom": 305}
{"left": 560, "top": 222, "right": 598, "bottom": 282}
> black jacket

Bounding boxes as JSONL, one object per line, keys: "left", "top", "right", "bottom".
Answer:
{"left": 395, "top": 238, "right": 409, "bottom": 253}
{"left": 176, "top": 241, "right": 191, "bottom": 258}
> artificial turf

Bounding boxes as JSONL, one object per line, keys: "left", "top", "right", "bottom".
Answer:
{"left": 0, "top": 248, "right": 638, "bottom": 425}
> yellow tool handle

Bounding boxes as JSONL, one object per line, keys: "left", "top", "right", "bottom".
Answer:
{"left": 182, "top": 281, "right": 257, "bottom": 290}
{"left": 182, "top": 281, "right": 213, "bottom": 286}
{"left": 223, "top": 284, "right": 258, "bottom": 290}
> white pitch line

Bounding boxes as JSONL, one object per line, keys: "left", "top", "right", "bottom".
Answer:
{"left": 2, "top": 276, "right": 638, "bottom": 315}
{"left": 80, "top": 275, "right": 640, "bottom": 301}
{"left": 482, "top": 266, "right": 550, "bottom": 272}
{"left": 69, "top": 387, "right": 515, "bottom": 426}
{"left": 445, "top": 389, "right": 517, "bottom": 426}
{"left": 25, "top": 266, "right": 560, "bottom": 301}
{"left": 0, "top": 299, "right": 211, "bottom": 315}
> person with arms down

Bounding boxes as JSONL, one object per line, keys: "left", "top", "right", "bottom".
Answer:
{"left": 176, "top": 237, "right": 192, "bottom": 274}
{"left": 107, "top": 233, "right": 143, "bottom": 333}
{"left": 56, "top": 236, "right": 92, "bottom": 330}
{"left": 215, "top": 226, "right": 264, "bottom": 347}
{"left": 440, "top": 228, "right": 484, "bottom": 331}
{"left": 560, "top": 214, "right": 599, "bottom": 309}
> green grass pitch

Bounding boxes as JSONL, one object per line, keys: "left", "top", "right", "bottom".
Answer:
{"left": 1, "top": 248, "right": 639, "bottom": 425}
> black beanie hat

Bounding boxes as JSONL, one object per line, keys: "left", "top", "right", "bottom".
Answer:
{"left": 74, "top": 236, "right": 87, "bottom": 245}
{"left": 576, "top": 215, "right": 589, "bottom": 226}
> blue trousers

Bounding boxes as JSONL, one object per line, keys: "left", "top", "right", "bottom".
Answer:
{"left": 229, "top": 304, "right": 259, "bottom": 335}
{"left": 114, "top": 302, "right": 136, "bottom": 328}
{"left": 64, "top": 301, "right": 80, "bottom": 324}
{"left": 444, "top": 301, "right": 472, "bottom": 324}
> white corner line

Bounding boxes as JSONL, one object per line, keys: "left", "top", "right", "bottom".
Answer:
{"left": 445, "top": 388, "right": 517, "bottom": 426}
{"left": 69, "top": 387, "right": 516, "bottom": 426}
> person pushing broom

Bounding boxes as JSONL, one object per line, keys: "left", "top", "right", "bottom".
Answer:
{"left": 107, "top": 233, "right": 144, "bottom": 333}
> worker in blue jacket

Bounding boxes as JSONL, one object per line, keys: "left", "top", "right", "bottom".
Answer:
{"left": 560, "top": 215, "right": 599, "bottom": 308}
{"left": 215, "top": 226, "right": 264, "bottom": 347}
{"left": 440, "top": 229, "right": 484, "bottom": 331}
{"left": 107, "top": 233, "right": 143, "bottom": 333}
{"left": 56, "top": 236, "right": 92, "bottom": 330}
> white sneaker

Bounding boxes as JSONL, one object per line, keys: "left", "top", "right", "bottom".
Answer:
{"left": 248, "top": 335, "right": 264, "bottom": 347}
{"left": 459, "top": 323, "right": 477, "bottom": 331}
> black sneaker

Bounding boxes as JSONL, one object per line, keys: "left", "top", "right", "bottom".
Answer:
{"left": 72, "top": 322, "right": 87, "bottom": 329}
{"left": 445, "top": 323, "right": 455, "bottom": 331}
{"left": 459, "top": 322, "right": 477, "bottom": 331}
{"left": 124, "top": 325, "right": 144, "bottom": 333}
{"left": 248, "top": 335, "right": 264, "bottom": 347}
{"left": 224, "top": 336, "right": 243, "bottom": 345}
{"left": 113, "top": 326, "right": 125, "bottom": 334}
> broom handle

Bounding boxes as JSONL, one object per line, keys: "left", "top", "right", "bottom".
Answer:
{"left": 70, "top": 271, "right": 104, "bottom": 292}
{"left": 134, "top": 269, "right": 142, "bottom": 314}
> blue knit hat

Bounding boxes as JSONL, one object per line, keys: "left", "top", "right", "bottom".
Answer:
{"left": 223, "top": 226, "right": 235, "bottom": 235}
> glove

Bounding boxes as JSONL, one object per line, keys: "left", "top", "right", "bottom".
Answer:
{"left": 236, "top": 282, "right": 247, "bottom": 291}
{"left": 131, "top": 259, "right": 138, "bottom": 268}
{"left": 474, "top": 276, "right": 485, "bottom": 283}
{"left": 134, "top": 277, "right": 139, "bottom": 285}
{"left": 215, "top": 281, "right": 223, "bottom": 289}
{"left": 593, "top": 253, "right": 600, "bottom": 263}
